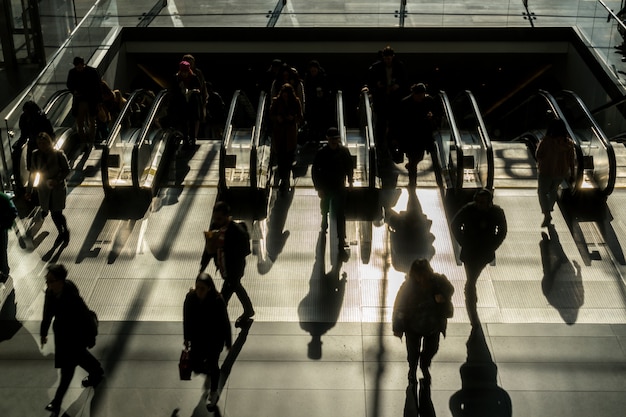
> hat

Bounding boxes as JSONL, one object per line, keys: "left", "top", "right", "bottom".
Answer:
{"left": 326, "top": 127, "right": 340, "bottom": 139}
{"left": 411, "top": 83, "right": 427, "bottom": 93}
{"left": 179, "top": 61, "right": 191, "bottom": 71}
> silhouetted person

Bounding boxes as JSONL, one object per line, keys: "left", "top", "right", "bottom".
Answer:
{"left": 398, "top": 83, "right": 439, "bottom": 187}
{"left": 312, "top": 127, "right": 354, "bottom": 250}
{"left": 200, "top": 201, "right": 254, "bottom": 327}
{"left": 393, "top": 258, "right": 454, "bottom": 386}
{"left": 451, "top": 189, "right": 507, "bottom": 325}
{"left": 366, "top": 45, "right": 408, "bottom": 158}
{"left": 0, "top": 192, "right": 17, "bottom": 279}
{"left": 536, "top": 119, "right": 576, "bottom": 227}
{"left": 40, "top": 264, "right": 103, "bottom": 416}
{"left": 66, "top": 56, "right": 101, "bottom": 146}
{"left": 183, "top": 272, "right": 232, "bottom": 410}
{"left": 12, "top": 100, "right": 54, "bottom": 195}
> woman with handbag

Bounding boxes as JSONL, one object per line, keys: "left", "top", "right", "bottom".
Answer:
{"left": 183, "top": 272, "right": 232, "bottom": 409}
{"left": 392, "top": 258, "right": 454, "bottom": 386}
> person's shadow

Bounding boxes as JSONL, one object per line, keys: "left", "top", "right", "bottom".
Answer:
{"left": 449, "top": 324, "right": 512, "bottom": 417}
{"left": 386, "top": 187, "right": 435, "bottom": 273}
{"left": 256, "top": 187, "right": 293, "bottom": 274}
{"left": 540, "top": 225, "right": 583, "bottom": 325}
{"left": 298, "top": 231, "right": 347, "bottom": 359}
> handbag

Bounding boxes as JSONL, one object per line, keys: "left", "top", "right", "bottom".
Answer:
{"left": 178, "top": 348, "right": 192, "bottom": 380}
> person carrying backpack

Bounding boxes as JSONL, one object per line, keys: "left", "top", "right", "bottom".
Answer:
{"left": 40, "top": 264, "right": 104, "bottom": 416}
{"left": 0, "top": 192, "right": 17, "bottom": 280}
{"left": 200, "top": 201, "right": 254, "bottom": 327}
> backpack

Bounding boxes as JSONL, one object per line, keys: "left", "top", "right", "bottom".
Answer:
{"left": 0, "top": 193, "right": 17, "bottom": 229}
{"left": 84, "top": 308, "right": 99, "bottom": 349}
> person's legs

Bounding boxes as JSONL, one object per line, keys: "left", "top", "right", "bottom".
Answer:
{"left": 319, "top": 195, "right": 330, "bottom": 232}
{"left": 538, "top": 175, "right": 561, "bottom": 225}
{"left": 231, "top": 278, "right": 254, "bottom": 317}
{"left": 331, "top": 191, "right": 347, "bottom": 246}
{"left": 51, "top": 210, "right": 69, "bottom": 242}
{"left": 406, "top": 148, "right": 425, "bottom": 186}
{"left": 419, "top": 333, "right": 441, "bottom": 384}
{"left": 77, "top": 348, "right": 104, "bottom": 386}
{"left": 405, "top": 331, "right": 422, "bottom": 384}
{"left": 76, "top": 102, "right": 89, "bottom": 139}
{"left": 49, "top": 365, "right": 76, "bottom": 411}
{"left": 220, "top": 280, "right": 234, "bottom": 304}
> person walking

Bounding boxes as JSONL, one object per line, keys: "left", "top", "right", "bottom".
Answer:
{"left": 66, "top": 56, "right": 102, "bottom": 147}
{"left": 27, "top": 132, "right": 71, "bottom": 244}
{"left": 183, "top": 272, "right": 232, "bottom": 410}
{"left": 536, "top": 119, "right": 576, "bottom": 227}
{"left": 393, "top": 258, "right": 454, "bottom": 386}
{"left": 0, "top": 192, "right": 17, "bottom": 281}
{"left": 398, "top": 83, "right": 439, "bottom": 187}
{"left": 40, "top": 264, "right": 104, "bottom": 416}
{"left": 200, "top": 201, "right": 254, "bottom": 327}
{"left": 451, "top": 189, "right": 507, "bottom": 325}
{"left": 312, "top": 127, "right": 354, "bottom": 250}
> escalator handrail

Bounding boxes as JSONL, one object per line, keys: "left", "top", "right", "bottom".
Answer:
{"left": 464, "top": 90, "right": 495, "bottom": 190}
{"left": 219, "top": 90, "right": 243, "bottom": 190}
{"left": 337, "top": 90, "right": 346, "bottom": 146}
{"left": 132, "top": 89, "right": 171, "bottom": 189}
{"left": 559, "top": 89, "right": 616, "bottom": 196}
{"left": 359, "top": 90, "right": 377, "bottom": 188}
{"left": 439, "top": 91, "right": 465, "bottom": 190}
{"left": 538, "top": 89, "right": 587, "bottom": 192}
{"left": 42, "top": 89, "right": 72, "bottom": 115}
{"left": 250, "top": 90, "right": 268, "bottom": 191}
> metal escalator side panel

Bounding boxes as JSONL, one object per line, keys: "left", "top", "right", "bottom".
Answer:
{"left": 557, "top": 90, "right": 616, "bottom": 196}
{"left": 438, "top": 91, "right": 464, "bottom": 191}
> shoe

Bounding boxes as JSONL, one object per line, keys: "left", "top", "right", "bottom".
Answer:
{"left": 235, "top": 311, "right": 255, "bottom": 328}
{"left": 206, "top": 391, "right": 219, "bottom": 411}
{"left": 45, "top": 402, "right": 60, "bottom": 413}
{"left": 82, "top": 373, "right": 103, "bottom": 388}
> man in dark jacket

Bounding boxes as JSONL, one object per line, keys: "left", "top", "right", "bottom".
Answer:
{"left": 40, "top": 264, "right": 103, "bottom": 416}
{"left": 200, "top": 201, "right": 254, "bottom": 327}
{"left": 66, "top": 56, "right": 102, "bottom": 145}
{"left": 393, "top": 258, "right": 454, "bottom": 386}
{"left": 451, "top": 189, "right": 507, "bottom": 325}
{"left": 312, "top": 127, "right": 354, "bottom": 249}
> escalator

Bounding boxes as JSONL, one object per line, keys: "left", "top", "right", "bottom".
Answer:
{"left": 102, "top": 89, "right": 178, "bottom": 196}
{"left": 218, "top": 90, "right": 271, "bottom": 220}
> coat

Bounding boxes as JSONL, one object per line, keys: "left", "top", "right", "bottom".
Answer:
{"left": 392, "top": 273, "right": 454, "bottom": 337}
{"left": 270, "top": 95, "right": 303, "bottom": 153}
{"left": 183, "top": 290, "right": 232, "bottom": 350}
{"left": 30, "top": 149, "right": 70, "bottom": 212}
{"left": 312, "top": 144, "right": 354, "bottom": 192}
{"left": 40, "top": 280, "right": 91, "bottom": 368}
{"left": 201, "top": 220, "right": 250, "bottom": 281}
{"left": 536, "top": 135, "right": 576, "bottom": 178}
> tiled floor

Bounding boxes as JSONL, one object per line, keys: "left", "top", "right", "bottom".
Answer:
{"left": 1, "top": 1, "right": 626, "bottom": 417}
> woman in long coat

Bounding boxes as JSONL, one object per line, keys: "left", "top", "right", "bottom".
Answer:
{"left": 183, "top": 272, "right": 232, "bottom": 409}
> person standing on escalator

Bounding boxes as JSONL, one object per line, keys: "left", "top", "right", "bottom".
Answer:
{"left": 397, "top": 83, "right": 439, "bottom": 187}
{"left": 536, "top": 119, "right": 576, "bottom": 227}
{"left": 66, "top": 56, "right": 102, "bottom": 149}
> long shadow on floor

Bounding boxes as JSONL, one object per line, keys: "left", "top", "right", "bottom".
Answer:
{"left": 449, "top": 324, "right": 512, "bottom": 417}
{"left": 298, "top": 231, "right": 347, "bottom": 360}
{"left": 540, "top": 225, "right": 583, "bottom": 325}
